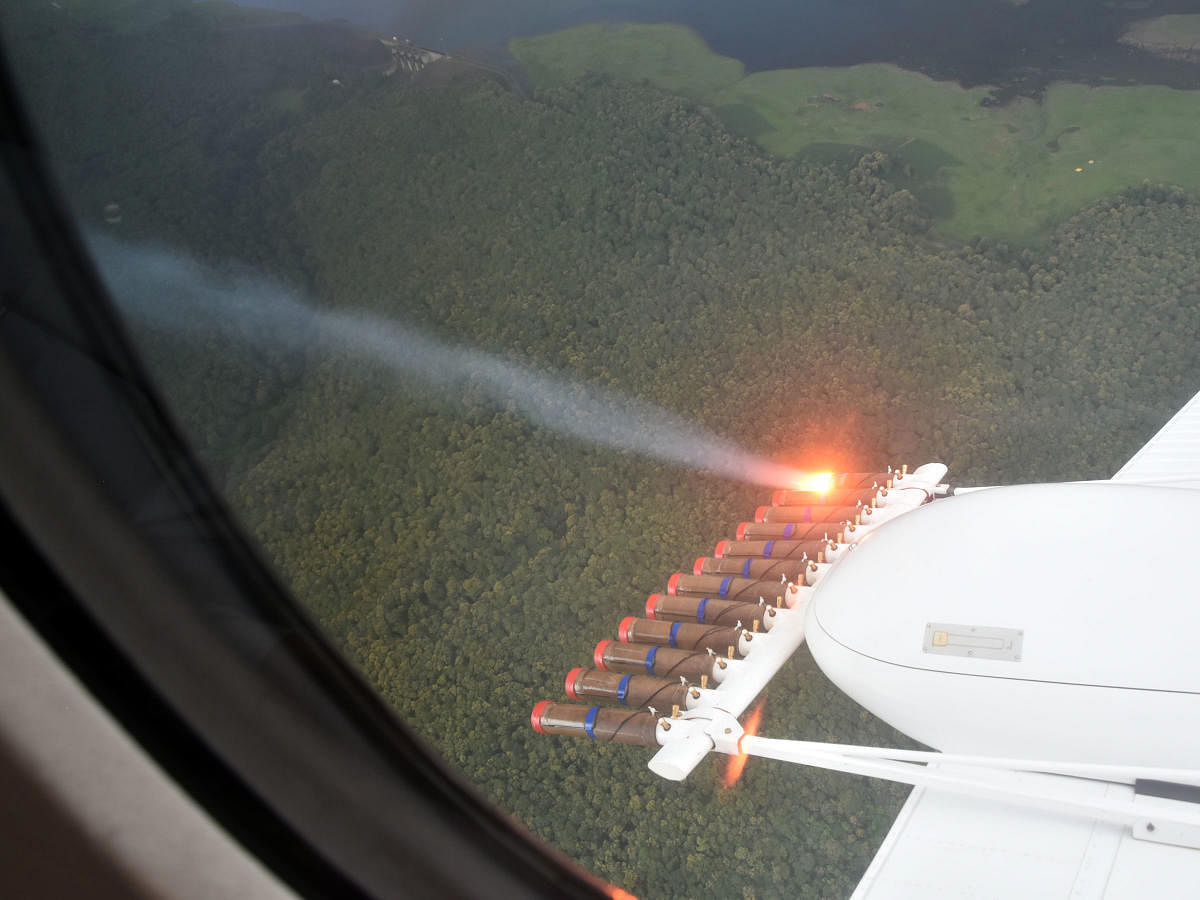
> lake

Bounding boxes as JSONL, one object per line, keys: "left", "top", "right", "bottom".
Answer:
{"left": 235, "top": 0, "right": 1200, "bottom": 94}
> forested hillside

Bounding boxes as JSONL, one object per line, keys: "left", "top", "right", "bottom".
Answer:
{"left": 6, "top": 2, "right": 1200, "bottom": 896}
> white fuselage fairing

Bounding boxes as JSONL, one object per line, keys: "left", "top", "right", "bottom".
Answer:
{"left": 805, "top": 482, "right": 1200, "bottom": 769}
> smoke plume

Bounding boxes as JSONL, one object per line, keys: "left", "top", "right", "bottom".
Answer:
{"left": 87, "top": 235, "right": 805, "bottom": 487}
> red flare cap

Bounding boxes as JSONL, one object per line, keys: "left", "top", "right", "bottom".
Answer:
{"left": 771, "top": 489, "right": 784, "bottom": 506}
{"left": 564, "top": 668, "right": 584, "bottom": 700}
{"left": 693, "top": 557, "right": 707, "bottom": 576}
{"left": 618, "top": 616, "right": 636, "bottom": 642}
{"left": 531, "top": 700, "right": 551, "bottom": 734}
{"left": 714, "top": 539, "right": 730, "bottom": 558}
{"left": 754, "top": 505, "right": 769, "bottom": 523}
{"left": 666, "top": 573, "right": 682, "bottom": 596}
{"left": 736, "top": 522, "right": 748, "bottom": 541}
{"left": 645, "top": 594, "right": 661, "bottom": 619}
{"left": 594, "top": 640, "right": 611, "bottom": 670}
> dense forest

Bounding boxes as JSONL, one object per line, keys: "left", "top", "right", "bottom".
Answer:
{"left": 5, "top": 2, "right": 1200, "bottom": 896}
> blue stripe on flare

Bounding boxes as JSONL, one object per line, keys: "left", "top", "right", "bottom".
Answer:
{"left": 742, "top": 559, "right": 752, "bottom": 577}
{"left": 617, "top": 674, "right": 631, "bottom": 704}
{"left": 669, "top": 622, "right": 681, "bottom": 648}
{"left": 763, "top": 540, "right": 775, "bottom": 558}
{"left": 697, "top": 597, "right": 709, "bottom": 624}
{"left": 719, "top": 577, "right": 732, "bottom": 598}
{"left": 804, "top": 506, "right": 812, "bottom": 522}
{"left": 784, "top": 524, "right": 795, "bottom": 538}
{"left": 645, "top": 646, "right": 658, "bottom": 675}
{"left": 584, "top": 707, "right": 599, "bottom": 739}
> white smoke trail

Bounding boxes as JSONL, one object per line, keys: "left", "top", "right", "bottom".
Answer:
{"left": 87, "top": 234, "right": 806, "bottom": 487}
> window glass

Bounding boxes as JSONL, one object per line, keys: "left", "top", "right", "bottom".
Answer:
{"left": 4, "top": 2, "right": 1198, "bottom": 896}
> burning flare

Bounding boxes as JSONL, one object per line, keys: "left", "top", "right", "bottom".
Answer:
{"left": 722, "top": 698, "right": 766, "bottom": 788}
{"left": 792, "top": 471, "right": 834, "bottom": 494}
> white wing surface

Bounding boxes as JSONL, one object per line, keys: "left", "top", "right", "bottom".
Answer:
{"left": 1112, "top": 387, "right": 1200, "bottom": 487}
{"left": 847, "top": 386, "right": 1200, "bottom": 898}
{"left": 855, "top": 772, "right": 1200, "bottom": 899}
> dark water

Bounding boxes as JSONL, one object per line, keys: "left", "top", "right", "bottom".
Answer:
{"left": 259, "top": 0, "right": 1200, "bottom": 95}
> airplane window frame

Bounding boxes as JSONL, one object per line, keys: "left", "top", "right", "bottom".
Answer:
{"left": 0, "top": 47, "right": 606, "bottom": 900}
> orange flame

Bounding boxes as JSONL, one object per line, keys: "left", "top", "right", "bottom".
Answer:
{"left": 722, "top": 698, "right": 765, "bottom": 789}
{"left": 793, "top": 471, "right": 834, "bottom": 494}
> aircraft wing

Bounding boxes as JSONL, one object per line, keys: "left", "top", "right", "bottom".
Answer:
{"left": 847, "top": 384, "right": 1200, "bottom": 898}
{"left": 854, "top": 770, "right": 1200, "bottom": 899}
{"left": 1111, "top": 386, "right": 1200, "bottom": 487}
{"left": 532, "top": 397, "right": 1200, "bottom": 897}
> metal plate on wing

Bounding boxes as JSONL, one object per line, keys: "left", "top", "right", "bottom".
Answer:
{"left": 923, "top": 623, "right": 1023, "bottom": 662}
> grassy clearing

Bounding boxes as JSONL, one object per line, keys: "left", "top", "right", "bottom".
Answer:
{"left": 712, "top": 64, "right": 1039, "bottom": 238}
{"left": 511, "top": 24, "right": 1200, "bottom": 242}
{"left": 510, "top": 23, "right": 744, "bottom": 103}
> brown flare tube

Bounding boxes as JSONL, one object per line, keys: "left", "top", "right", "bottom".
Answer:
{"left": 666, "top": 573, "right": 788, "bottom": 604}
{"left": 694, "top": 555, "right": 815, "bottom": 582}
{"left": 564, "top": 668, "right": 692, "bottom": 709}
{"left": 714, "top": 538, "right": 832, "bottom": 560}
{"left": 737, "top": 521, "right": 847, "bottom": 542}
{"left": 645, "top": 593, "right": 780, "bottom": 627}
{"left": 618, "top": 616, "right": 742, "bottom": 655}
{"left": 530, "top": 702, "right": 661, "bottom": 747}
{"left": 769, "top": 487, "right": 884, "bottom": 507}
{"left": 594, "top": 640, "right": 719, "bottom": 681}
{"left": 756, "top": 504, "right": 861, "bottom": 525}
